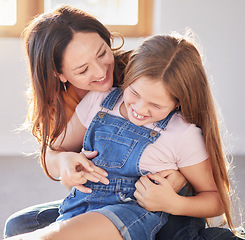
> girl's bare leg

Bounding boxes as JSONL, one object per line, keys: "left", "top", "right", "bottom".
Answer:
{"left": 5, "top": 212, "right": 123, "bottom": 240}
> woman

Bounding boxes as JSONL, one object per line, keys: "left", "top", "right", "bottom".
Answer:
{"left": 4, "top": 5, "right": 242, "bottom": 240}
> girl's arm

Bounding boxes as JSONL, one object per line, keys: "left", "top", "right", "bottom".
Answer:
{"left": 45, "top": 113, "right": 109, "bottom": 192}
{"left": 175, "top": 158, "right": 224, "bottom": 217}
{"left": 134, "top": 159, "right": 224, "bottom": 218}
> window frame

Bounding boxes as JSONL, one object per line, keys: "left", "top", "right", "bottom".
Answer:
{"left": 0, "top": 0, "right": 153, "bottom": 38}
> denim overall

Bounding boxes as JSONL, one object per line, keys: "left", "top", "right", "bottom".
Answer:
{"left": 58, "top": 88, "right": 176, "bottom": 240}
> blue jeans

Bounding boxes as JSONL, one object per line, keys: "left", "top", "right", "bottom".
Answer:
{"left": 4, "top": 201, "right": 240, "bottom": 239}
{"left": 157, "top": 214, "right": 239, "bottom": 240}
{"left": 3, "top": 200, "right": 61, "bottom": 238}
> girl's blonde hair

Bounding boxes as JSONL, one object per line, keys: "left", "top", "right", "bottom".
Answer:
{"left": 123, "top": 33, "right": 239, "bottom": 234}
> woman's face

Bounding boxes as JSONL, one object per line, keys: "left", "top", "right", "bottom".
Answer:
{"left": 122, "top": 76, "right": 178, "bottom": 126}
{"left": 59, "top": 32, "right": 114, "bottom": 93}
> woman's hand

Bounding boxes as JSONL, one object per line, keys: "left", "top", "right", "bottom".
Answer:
{"left": 59, "top": 150, "right": 109, "bottom": 193}
{"left": 134, "top": 173, "right": 180, "bottom": 212}
{"left": 157, "top": 169, "right": 187, "bottom": 193}
{"left": 133, "top": 170, "right": 187, "bottom": 212}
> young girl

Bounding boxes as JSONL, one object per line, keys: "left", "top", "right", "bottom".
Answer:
{"left": 5, "top": 33, "right": 241, "bottom": 240}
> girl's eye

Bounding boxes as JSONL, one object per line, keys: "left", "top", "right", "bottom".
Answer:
{"left": 152, "top": 103, "right": 161, "bottom": 109}
{"left": 79, "top": 67, "right": 88, "bottom": 75}
{"left": 130, "top": 90, "right": 138, "bottom": 96}
{"left": 99, "top": 50, "right": 106, "bottom": 58}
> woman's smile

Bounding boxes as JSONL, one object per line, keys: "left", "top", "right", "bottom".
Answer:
{"left": 59, "top": 32, "right": 114, "bottom": 92}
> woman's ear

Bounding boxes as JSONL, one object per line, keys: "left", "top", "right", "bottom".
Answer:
{"left": 55, "top": 72, "right": 67, "bottom": 83}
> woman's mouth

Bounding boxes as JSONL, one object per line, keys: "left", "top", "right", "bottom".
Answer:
{"left": 92, "top": 68, "right": 110, "bottom": 85}
{"left": 94, "top": 75, "right": 106, "bottom": 82}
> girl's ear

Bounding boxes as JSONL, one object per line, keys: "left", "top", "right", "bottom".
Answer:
{"left": 175, "top": 104, "right": 180, "bottom": 111}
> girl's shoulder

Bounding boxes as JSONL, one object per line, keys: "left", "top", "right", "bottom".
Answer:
{"left": 168, "top": 112, "right": 193, "bottom": 131}
{"left": 75, "top": 88, "right": 116, "bottom": 128}
{"left": 80, "top": 88, "right": 116, "bottom": 107}
{"left": 167, "top": 112, "right": 203, "bottom": 142}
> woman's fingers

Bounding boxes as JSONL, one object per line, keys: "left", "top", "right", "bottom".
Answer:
{"left": 88, "top": 171, "right": 109, "bottom": 185}
{"left": 80, "top": 170, "right": 109, "bottom": 185}
{"left": 157, "top": 170, "right": 187, "bottom": 192}
{"left": 60, "top": 169, "right": 87, "bottom": 186}
{"left": 69, "top": 165, "right": 109, "bottom": 185}
{"left": 75, "top": 184, "right": 93, "bottom": 193}
{"left": 88, "top": 161, "right": 108, "bottom": 177}
{"left": 137, "top": 175, "right": 155, "bottom": 188}
{"left": 147, "top": 173, "right": 165, "bottom": 183}
{"left": 77, "top": 152, "right": 95, "bottom": 172}
{"left": 157, "top": 169, "right": 174, "bottom": 178}
{"left": 82, "top": 150, "right": 98, "bottom": 159}
{"left": 80, "top": 151, "right": 109, "bottom": 178}
{"left": 60, "top": 151, "right": 109, "bottom": 188}
{"left": 72, "top": 162, "right": 109, "bottom": 185}
{"left": 135, "top": 176, "right": 147, "bottom": 191}
{"left": 134, "top": 176, "right": 151, "bottom": 202}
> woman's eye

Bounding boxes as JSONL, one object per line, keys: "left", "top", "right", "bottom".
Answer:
{"left": 99, "top": 50, "right": 106, "bottom": 58}
{"left": 79, "top": 67, "right": 88, "bottom": 75}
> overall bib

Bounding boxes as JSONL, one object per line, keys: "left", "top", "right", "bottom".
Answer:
{"left": 58, "top": 88, "right": 176, "bottom": 240}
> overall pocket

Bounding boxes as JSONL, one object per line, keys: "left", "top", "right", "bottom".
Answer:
{"left": 92, "top": 131, "right": 138, "bottom": 168}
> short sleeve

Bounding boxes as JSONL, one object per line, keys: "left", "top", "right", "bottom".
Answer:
{"left": 75, "top": 91, "right": 103, "bottom": 128}
{"left": 176, "top": 124, "right": 208, "bottom": 168}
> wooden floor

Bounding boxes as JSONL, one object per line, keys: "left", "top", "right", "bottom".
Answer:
{"left": 0, "top": 155, "right": 244, "bottom": 237}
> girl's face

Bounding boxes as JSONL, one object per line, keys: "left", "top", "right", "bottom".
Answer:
{"left": 122, "top": 76, "right": 178, "bottom": 126}
{"left": 59, "top": 32, "right": 114, "bottom": 94}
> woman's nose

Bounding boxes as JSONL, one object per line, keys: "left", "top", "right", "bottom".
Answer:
{"left": 93, "top": 62, "right": 106, "bottom": 79}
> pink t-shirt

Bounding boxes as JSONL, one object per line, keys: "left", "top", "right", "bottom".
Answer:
{"left": 76, "top": 89, "right": 208, "bottom": 173}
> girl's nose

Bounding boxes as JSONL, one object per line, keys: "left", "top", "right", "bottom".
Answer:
{"left": 135, "top": 100, "right": 148, "bottom": 115}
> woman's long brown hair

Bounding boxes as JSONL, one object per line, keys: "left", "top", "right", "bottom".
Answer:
{"left": 23, "top": 5, "right": 130, "bottom": 181}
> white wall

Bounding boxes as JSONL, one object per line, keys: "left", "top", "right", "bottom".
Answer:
{"left": 153, "top": 0, "right": 245, "bottom": 155}
{"left": 0, "top": 0, "right": 244, "bottom": 155}
{"left": 0, "top": 38, "right": 39, "bottom": 155}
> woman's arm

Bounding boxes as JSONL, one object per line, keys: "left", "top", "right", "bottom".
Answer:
{"left": 134, "top": 159, "right": 224, "bottom": 218}
{"left": 45, "top": 113, "right": 109, "bottom": 192}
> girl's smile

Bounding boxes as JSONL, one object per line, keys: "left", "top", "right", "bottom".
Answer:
{"left": 131, "top": 105, "right": 149, "bottom": 120}
{"left": 121, "top": 76, "right": 178, "bottom": 126}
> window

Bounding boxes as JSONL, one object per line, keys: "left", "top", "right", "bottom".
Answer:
{"left": 0, "top": 0, "right": 43, "bottom": 37}
{"left": 0, "top": 0, "right": 17, "bottom": 26}
{"left": 0, "top": 0, "right": 153, "bottom": 38}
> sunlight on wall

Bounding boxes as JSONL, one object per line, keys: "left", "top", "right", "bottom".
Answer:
{"left": 44, "top": 0, "right": 138, "bottom": 25}
{"left": 0, "top": 0, "right": 16, "bottom": 26}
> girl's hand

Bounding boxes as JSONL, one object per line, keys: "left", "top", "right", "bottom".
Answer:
{"left": 134, "top": 173, "right": 180, "bottom": 212}
{"left": 157, "top": 169, "right": 187, "bottom": 193}
{"left": 59, "top": 150, "right": 109, "bottom": 193}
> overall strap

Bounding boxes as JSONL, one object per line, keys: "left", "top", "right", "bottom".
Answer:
{"left": 100, "top": 88, "right": 123, "bottom": 110}
{"left": 155, "top": 110, "right": 178, "bottom": 130}
{"left": 100, "top": 87, "right": 178, "bottom": 131}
